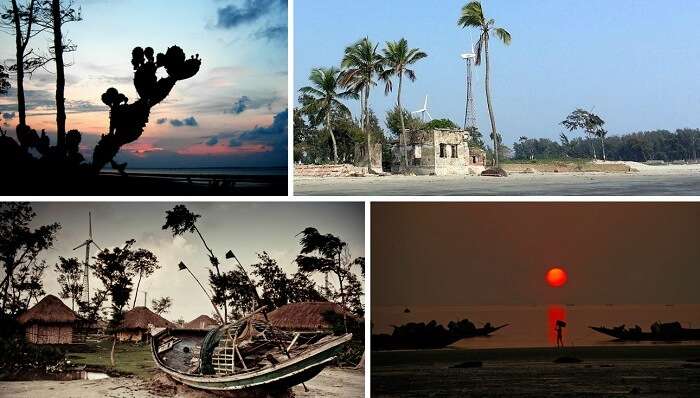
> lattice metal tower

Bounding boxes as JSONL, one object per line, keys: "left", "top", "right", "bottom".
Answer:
{"left": 461, "top": 50, "right": 478, "bottom": 131}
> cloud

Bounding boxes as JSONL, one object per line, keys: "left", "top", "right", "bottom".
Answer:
{"left": 216, "top": 0, "right": 286, "bottom": 29}
{"left": 226, "top": 95, "right": 277, "bottom": 115}
{"left": 0, "top": 88, "right": 105, "bottom": 114}
{"left": 156, "top": 118, "right": 168, "bottom": 125}
{"left": 228, "top": 108, "right": 287, "bottom": 147}
{"left": 2, "top": 112, "right": 15, "bottom": 120}
{"left": 206, "top": 137, "right": 219, "bottom": 146}
{"left": 254, "top": 24, "right": 287, "bottom": 43}
{"left": 169, "top": 116, "right": 198, "bottom": 127}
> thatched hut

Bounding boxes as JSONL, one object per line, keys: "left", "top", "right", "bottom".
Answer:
{"left": 264, "top": 302, "right": 354, "bottom": 332}
{"left": 183, "top": 314, "right": 218, "bottom": 330}
{"left": 18, "top": 295, "right": 77, "bottom": 344}
{"left": 117, "top": 306, "right": 175, "bottom": 342}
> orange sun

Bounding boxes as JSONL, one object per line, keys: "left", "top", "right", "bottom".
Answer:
{"left": 546, "top": 267, "right": 568, "bottom": 287}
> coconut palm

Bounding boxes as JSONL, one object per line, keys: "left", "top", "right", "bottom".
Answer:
{"left": 340, "top": 38, "right": 385, "bottom": 169}
{"left": 380, "top": 38, "right": 427, "bottom": 171}
{"left": 299, "top": 67, "right": 357, "bottom": 163}
{"left": 458, "top": 1, "right": 511, "bottom": 169}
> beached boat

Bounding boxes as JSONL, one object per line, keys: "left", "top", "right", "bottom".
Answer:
{"left": 150, "top": 308, "right": 352, "bottom": 391}
{"left": 590, "top": 322, "right": 700, "bottom": 341}
{"left": 372, "top": 320, "right": 509, "bottom": 351}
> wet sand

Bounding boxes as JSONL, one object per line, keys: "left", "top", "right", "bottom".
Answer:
{"left": 295, "top": 164, "right": 700, "bottom": 196}
{"left": 0, "top": 368, "right": 364, "bottom": 398}
{"left": 372, "top": 345, "right": 700, "bottom": 397}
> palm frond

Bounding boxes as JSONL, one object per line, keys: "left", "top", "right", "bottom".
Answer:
{"left": 457, "top": 1, "right": 485, "bottom": 27}
{"left": 474, "top": 35, "right": 484, "bottom": 65}
{"left": 494, "top": 27, "right": 512, "bottom": 45}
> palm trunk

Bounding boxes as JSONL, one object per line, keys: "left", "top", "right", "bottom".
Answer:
{"left": 364, "top": 84, "right": 372, "bottom": 171}
{"left": 397, "top": 74, "right": 407, "bottom": 172}
{"left": 51, "top": 0, "right": 66, "bottom": 149}
{"left": 484, "top": 35, "right": 499, "bottom": 168}
{"left": 110, "top": 334, "right": 116, "bottom": 366}
{"left": 11, "top": 0, "right": 27, "bottom": 127}
{"left": 132, "top": 271, "right": 143, "bottom": 309}
{"left": 327, "top": 110, "right": 338, "bottom": 163}
{"left": 589, "top": 133, "right": 597, "bottom": 160}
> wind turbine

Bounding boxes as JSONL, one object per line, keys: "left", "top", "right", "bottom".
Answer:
{"left": 461, "top": 44, "right": 478, "bottom": 131}
{"left": 73, "top": 212, "right": 101, "bottom": 304}
{"left": 412, "top": 95, "right": 433, "bottom": 122}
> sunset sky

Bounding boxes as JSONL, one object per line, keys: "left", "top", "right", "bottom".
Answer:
{"left": 30, "top": 202, "right": 364, "bottom": 322}
{"left": 1, "top": 0, "right": 288, "bottom": 168}
{"left": 372, "top": 203, "right": 700, "bottom": 307}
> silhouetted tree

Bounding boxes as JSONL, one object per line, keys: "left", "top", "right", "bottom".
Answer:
{"left": 129, "top": 248, "right": 159, "bottom": 309}
{"left": 251, "top": 251, "right": 323, "bottom": 310}
{"left": 0, "top": 203, "right": 60, "bottom": 317}
{"left": 0, "top": 65, "right": 10, "bottom": 95}
{"left": 54, "top": 256, "right": 83, "bottom": 311}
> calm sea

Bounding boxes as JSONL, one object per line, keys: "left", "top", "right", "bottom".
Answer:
{"left": 373, "top": 304, "right": 700, "bottom": 349}
{"left": 108, "top": 167, "right": 287, "bottom": 176}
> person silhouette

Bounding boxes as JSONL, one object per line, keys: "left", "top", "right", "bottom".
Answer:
{"left": 555, "top": 320, "right": 566, "bottom": 348}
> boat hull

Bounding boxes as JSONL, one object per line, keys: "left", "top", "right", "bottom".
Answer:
{"left": 590, "top": 326, "right": 700, "bottom": 341}
{"left": 151, "top": 331, "right": 351, "bottom": 391}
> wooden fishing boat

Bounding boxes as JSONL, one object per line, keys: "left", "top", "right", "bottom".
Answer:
{"left": 590, "top": 322, "right": 700, "bottom": 341}
{"left": 150, "top": 309, "right": 352, "bottom": 391}
{"left": 372, "top": 322, "right": 509, "bottom": 351}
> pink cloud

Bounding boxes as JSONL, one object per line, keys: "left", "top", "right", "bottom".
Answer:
{"left": 176, "top": 141, "right": 272, "bottom": 156}
{"left": 122, "top": 141, "right": 165, "bottom": 157}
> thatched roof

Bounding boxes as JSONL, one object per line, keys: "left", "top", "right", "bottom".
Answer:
{"left": 264, "top": 302, "right": 353, "bottom": 331}
{"left": 18, "top": 295, "right": 77, "bottom": 325}
{"left": 183, "top": 314, "right": 218, "bottom": 330}
{"left": 119, "top": 307, "right": 175, "bottom": 330}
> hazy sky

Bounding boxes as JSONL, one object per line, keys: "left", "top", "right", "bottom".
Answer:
{"left": 1, "top": 0, "right": 288, "bottom": 167}
{"left": 29, "top": 202, "right": 364, "bottom": 322}
{"left": 294, "top": 0, "right": 700, "bottom": 146}
{"left": 372, "top": 202, "right": 700, "bottom": 307}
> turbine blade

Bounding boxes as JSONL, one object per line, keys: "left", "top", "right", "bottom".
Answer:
{"left": 89, "top": 212, "right": 92, "bottom": 239}
{"left": 90, "top": 241, "right": 101, "bottom": 251}
{"left": 73, "top": 242, "right": 88, "bottom": 250}
{"left": 426, "top": 111, "right": 433, "bottom": 121}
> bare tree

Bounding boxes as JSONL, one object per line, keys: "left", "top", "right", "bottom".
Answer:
{"left": 0, "top": 0, "right": 51, "bottom": 127}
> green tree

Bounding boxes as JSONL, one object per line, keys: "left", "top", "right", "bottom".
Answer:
{"left": 425, "top": 118, "right": 459, "bottom": 130}
{"left": 341, "top": 37, "right": 385, "bottom": 169}
{"left": 0, "top": 203, "right": 60, "bottom": 316}
{"left": 561, "top": 108, "right": 606, "bottom": 160}
{"left": 54, "top": 256, "right": 83, "bottom": 311}
{"left": 458, "top": 1, "right": 511, "bottom": 170}
{"left": 129, "top": 247, "right": 159, "bottom": 309}
{"left": 151, "top": 296, "right": 172, "bottom": 315}
{"left": 295, "top": 227, "right": 364, "bottom": 332}
{"left": 380, "top": 38, "right": 427, "bottom": 171}
{"left": 299, "top": 67, "right": 357, "bottom": 163}
{"left": 385, "top": 106, "right": 424, "bottom": 138}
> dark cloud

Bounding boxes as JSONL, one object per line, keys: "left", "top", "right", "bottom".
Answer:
{"left": 226, "top": 95, "right": 277, "bottom": 115}
{"left": 216, "top": 0, "right": 286, "bottom": 29}
{"left": 254, "top": 24, "right": 287, "bottom": 43}
{"left": 2, "top": 112, "right": 15, "bottom": 120}
{"left": 206, "top": 137, "right": 219, "bottom": 146}
{"left": 156, "top": 118, "right": 168, "bottom": 125}
{"left": 228, "top": 108, "right": 287, "bottom": 147}
{"left": 170, "top": 116, "right": 198, "bottom": 127}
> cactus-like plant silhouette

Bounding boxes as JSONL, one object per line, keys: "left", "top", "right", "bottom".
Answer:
{"left": 0, "top": 45, "right": 201, "bottom": 177}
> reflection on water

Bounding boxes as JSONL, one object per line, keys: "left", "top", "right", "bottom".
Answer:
{"left": 373, "top": 304, "right": 700, "bottom": 349}
{"left": 547, "top": 306, "right": 566, "bottom": 345}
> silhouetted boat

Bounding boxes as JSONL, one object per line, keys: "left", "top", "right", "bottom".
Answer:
{"left": 150, "top": 309, "right": 351, "bottom": 391}
{"left": 372, "top": 319, "right": 509, "bottom": 351}
{"left": 590, "top": 322, "right": 700, "bottom": 341}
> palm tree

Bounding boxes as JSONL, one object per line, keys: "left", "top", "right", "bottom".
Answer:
{"left": 458, "top": 1, "right": 511, "bottom": 169}
{"left": 299, "top": 67, "right": 357, "bottom": 163}
{"left": 341, "top": 38, "right": 385, "bottom": 170}
{"left": 380, "top": 38, "right": 427, "bottom": 171}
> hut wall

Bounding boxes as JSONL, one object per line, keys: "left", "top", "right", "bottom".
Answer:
{"left": 117, "top": 329, "right": 145, "bottom": 342}
{"left": 398, "top": 130, "right": 472, "bottom": 175}
{"left": 25, "top": 323, "right": 73, "bottom": 344}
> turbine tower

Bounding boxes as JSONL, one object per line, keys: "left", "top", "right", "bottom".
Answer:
{"left": 412, "top": 95, "right": 433, "bottom": 122}
{"left": 461, "top": 46, "right": 478, "bottom": 131}
{"left": 73, "top": 212, "right": 101, "bottom": 304}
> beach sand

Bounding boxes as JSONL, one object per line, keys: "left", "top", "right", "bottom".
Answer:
{"left": 0, "top": 367, "right": 364, "bottom": 398}
{"left": 294, "top": 163, "right": 700, "bottom": 196}
{"left": 372, "top": 345, "right": 700, "bottom": 397}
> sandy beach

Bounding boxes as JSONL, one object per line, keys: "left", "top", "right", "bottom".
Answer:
{"left": 372, "top": 345, "right": 700, "bottom": 397}
{"left": 0, "top": 368, "right": 364, "bottom": 398}
{"left": 295, "top": 163, "right": 700, "bottom": 196}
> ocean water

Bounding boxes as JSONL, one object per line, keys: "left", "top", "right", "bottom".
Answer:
{"left": 373, "top": 304, "right": 700, "bottom": 349}
{"left": 107, "top": 167, "right": 287, "bottom": 176}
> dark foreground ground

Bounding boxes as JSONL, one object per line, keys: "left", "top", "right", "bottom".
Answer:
{"left": 372, "top": 345, "right": 700, "bottom": 397}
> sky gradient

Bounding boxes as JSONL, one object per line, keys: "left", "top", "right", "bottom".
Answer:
{"left": 294, "top": 0, "right": 700, "bottom": 146}
{"left": 29, "top": 202, "right": 364, "bottom": 323}
{"left": 1, "top": 0, "right": 288, "bottom": 168}
{"left": 372, "top": 202, "right": 700, "bottom": 307}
